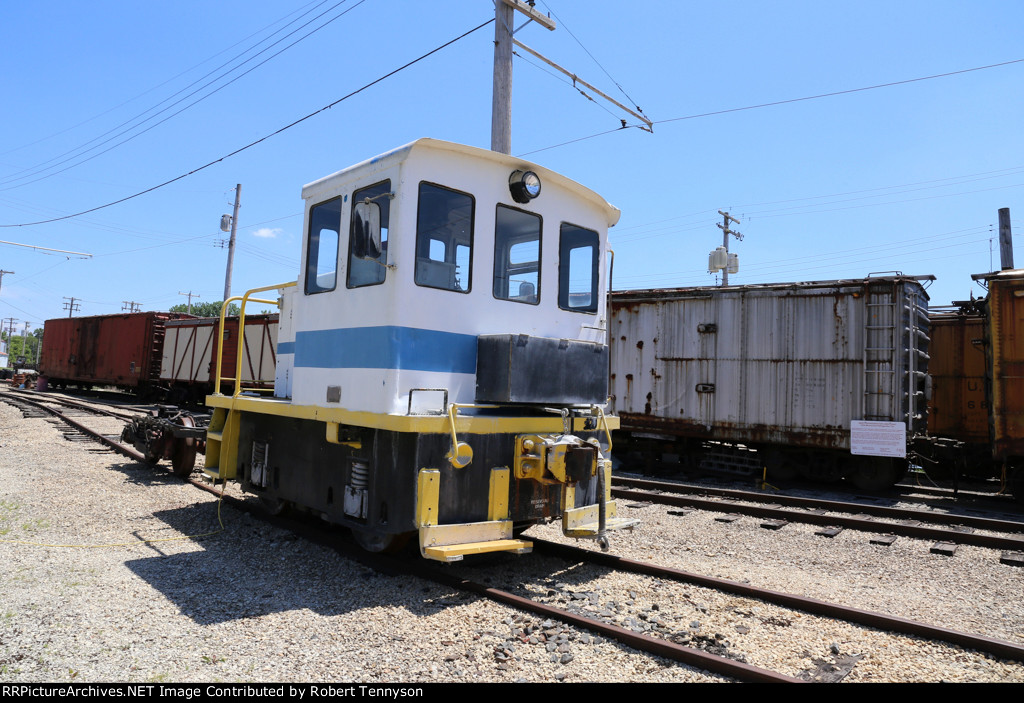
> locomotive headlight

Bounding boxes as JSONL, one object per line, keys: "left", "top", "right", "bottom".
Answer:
{"left": 509, "top": 170, "right": 542, "bottom": 203}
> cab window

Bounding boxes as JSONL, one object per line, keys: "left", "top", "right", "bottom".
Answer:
{"left": 493, "top": 205, "right": 541, "bottom": 304}
{"left": 305, "top": 197, "right": 342, "bottom": 294}
{"left": 415, "top": 183, "right": 474, "bottom": 293}
{"left": 347, "top": 180, "right": 391, "bottom": 288}
{"left": 558, "top": 223, "right": 599, "bottom": 312}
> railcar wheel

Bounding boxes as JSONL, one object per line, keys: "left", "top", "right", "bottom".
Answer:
{"left": 1008, "top": 464, "right": 1024, "bottom": 505}
{"left": 170, "top": 415, "right": 197, "bottom": 478}
{"left": 351, "top": 528, "right": 412, "bottom": 554}
{"left": 849, "top": 457, "right": 900, "bottom": 491}
{"left": 763, "top": 449, "right": 797, "bottom": 481}
{"left": 259, "top": 494, "right": 288, "bottom": 516}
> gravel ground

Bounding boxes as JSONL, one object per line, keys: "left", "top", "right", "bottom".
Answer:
{"left": 1, "top": 398, "right": 1022, "bottom": 684}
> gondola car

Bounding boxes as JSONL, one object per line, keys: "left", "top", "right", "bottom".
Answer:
{"left": 201, "top": 138, "right": 636, "bottom": 561}
{"left": 159, "top": 314, "right": 278, "bottom": 405}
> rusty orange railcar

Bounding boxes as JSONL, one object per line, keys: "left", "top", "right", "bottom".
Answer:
{"left": 39, "top": 312, "right": 195, "bottom": 393}
{"left": 923, "top": 271, "right": 1024, "bottom": 499}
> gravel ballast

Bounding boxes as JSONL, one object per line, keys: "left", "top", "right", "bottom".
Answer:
{"left": 1, "top": 400, "right": 1022, "bottom": 683}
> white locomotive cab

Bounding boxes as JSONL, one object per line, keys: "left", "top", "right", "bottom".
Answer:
{"left": 289, "top": 138, "right": 620, "bottom": 416}
{"left": 205, "top": 139, "right": 636, "bottom": 562}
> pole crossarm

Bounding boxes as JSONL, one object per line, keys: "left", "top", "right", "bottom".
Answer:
{"left": 0, "top": 240, "right": 92, "bottom": 257}
{"left": 512, "top": 38, "right": 653, "bottom": 132}
{"left": 500, "top": 0, "right": 556, "bottom": 31}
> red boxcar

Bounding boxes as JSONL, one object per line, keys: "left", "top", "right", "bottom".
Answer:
{"left": 40, "top": 312, "right": 195, "bottom": 392}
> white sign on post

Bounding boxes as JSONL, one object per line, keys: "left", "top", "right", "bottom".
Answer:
{"left": 850, "top": 420, "right": 906, "bottom": 458}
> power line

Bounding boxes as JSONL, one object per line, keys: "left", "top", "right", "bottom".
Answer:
{"left": 538, "top": 1, "right": 646, "bottom": 115}
{"left": 657, "top": 58, "right": 1024, "bottom": 127}
{"left": 520, "top": 57, "right": 1024, "bottom": 156}
{"left": 0, "top": 0, "right": 367, "bottom": 191}
{"left": 0, "top": 17, "right": 495, "bottom": 229}
{"left": 0, "top": 0, "right": 334, "bottom": 159}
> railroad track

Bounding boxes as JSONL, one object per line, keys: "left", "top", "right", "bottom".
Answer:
{"left": 159, "top": 476, "right": 1024, "bottom": 683}
{"left": 102, "top": 455, "right": 1024, "bottom": 683}
{"left": 4, "top": 391, "right": 1022, "bottom": 681}
{"left": 0, "top": 388, "right": 152, "bottom": 464}
{"left": 613, "top": 475, "right": 1024, "bottom": 561}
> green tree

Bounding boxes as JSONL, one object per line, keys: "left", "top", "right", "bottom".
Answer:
{"left": 2, "top": 328, "right": 42, "bottom": 366}
{"left": 169, "top": 301, "right": 240, "bottom": 318}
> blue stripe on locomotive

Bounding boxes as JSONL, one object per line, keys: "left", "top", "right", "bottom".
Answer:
{"left": 291, "top": 326, "right": 477, "bottom": 373}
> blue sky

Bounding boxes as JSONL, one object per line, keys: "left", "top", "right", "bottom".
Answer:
{"left": 1, "top": 0, "right": 1022, "bottom": 331}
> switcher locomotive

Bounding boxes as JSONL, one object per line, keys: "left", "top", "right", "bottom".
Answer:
{"left": 200, "top": 139, "right": 635, "bottom": 561}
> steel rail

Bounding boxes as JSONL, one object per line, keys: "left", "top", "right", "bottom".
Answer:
{"left": 533, "top": 538, "right": 1024, "bottom": 663}
{"left": 0, "top": 391, "right": 149, "bottom": 463}
{"left": 8, "top": 388, "right": 141, "bottom": 421}
{"left": 615, "top": 476, "right": 1024, "bottom": 534}
{"left": 405, "top": 559, "right": 801, "bottom": 683}
{"left": 155, "top": 475, "right": 798, "bottom": 682}
{"left": 613, "top": 485, "right": 1024, "bottom": 551}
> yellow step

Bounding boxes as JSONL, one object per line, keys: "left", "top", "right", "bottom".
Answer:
{"left": 422, "top": 538, "right": 533, "bottom": 562}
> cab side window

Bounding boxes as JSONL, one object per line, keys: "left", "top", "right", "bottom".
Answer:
{"left": 493, "top": 205, "right": 541, "bottom": 304}
{"left": 415, "top": 183, "right": 474, "bottom": 293}
{"left": 305, "top": 197, "right": 342, "bottom": 294}
{"left": 558, "top": 223, "right": 599, "bottom": 312}
{"left": 347, "top": 180, "right": 391, "bottom": 288}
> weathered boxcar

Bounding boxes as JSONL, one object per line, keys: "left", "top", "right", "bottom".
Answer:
{"left": 159, "top": 314, "right": 278, "bottom": 404}
{"left": 610, "top": 275, "right": 932, "bottom": 489}
{"left": 929, "top": 269, "right": 1024, "bottom": 498}
{"left": 926, "top": 304, "right": 988, "bottom": 444}
{"left": 978, "top": 270, "right": 1024, "bottom": 468}
{"left": 39, "top": 312, "right": 194, "bottom": 393}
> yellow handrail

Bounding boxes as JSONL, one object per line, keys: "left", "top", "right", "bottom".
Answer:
{"left": 214, "top": 282, "right": 296, "bottom": 397}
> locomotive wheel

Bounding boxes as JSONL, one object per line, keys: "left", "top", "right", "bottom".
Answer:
{"left": 351, "top": 528, "right": 412, "bottom": 554}
{"left": 170, "top": 415, "right": 197, "bottom": 478}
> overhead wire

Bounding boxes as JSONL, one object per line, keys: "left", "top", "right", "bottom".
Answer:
{"left": 0, "top": 0, "right": 368, "bottom": 192}
{"left": 0, "top": 17, "right": 496, "bottom": 229}
{"left": 520, "top": 57, "right": 1024, "bottom": 156}
{"left": 0, "top": 0, "right": 336, "bottom": 160}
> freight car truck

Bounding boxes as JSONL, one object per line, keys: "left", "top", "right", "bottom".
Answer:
{"left": 609, "top": 275, "right": 932, "bottom": 490}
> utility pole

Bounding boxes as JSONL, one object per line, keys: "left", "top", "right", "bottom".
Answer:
{"left": 21, "top": 321, "right": 30, "bottom": 365}
{"left": 63, "top": 297, "right": 80, "bottom": 317}
{"left": 222, "top": 184, "right": 241, "bottom": 300}
{"left": 178, "top": 291, "right": 200, "bottom": 315}
{"left": 491, "top": 1, "right": 514, "bottom": 154}
{"left": 490, "top": 0, "right": 557, "bottom": 154}
{"left": 0, "top": 270, "right": 13, "bottom": 295}
{"left": 717, "top": 210, "right": 742, "bottom": 286}
{"left": 122, "top": 301, "right": 142, "bottom": 313}
{"left": 2, "top": 318, "right": 15, "bottom": 356}
{"left": 999, "top": 207, "right": 1014, "bottom": 270}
